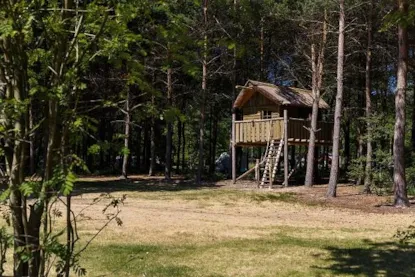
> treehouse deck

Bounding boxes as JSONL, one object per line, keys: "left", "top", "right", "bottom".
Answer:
{"left": 234, "top": 118, "right": 333, "bottom": 146}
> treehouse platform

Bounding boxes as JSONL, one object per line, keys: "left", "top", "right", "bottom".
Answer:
{"left": 231, "top": 80, "right": 333, "bottom": 185}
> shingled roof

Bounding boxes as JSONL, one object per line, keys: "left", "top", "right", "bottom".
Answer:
{"left": 234, "top": 80, "right": 330, "bottom": 109}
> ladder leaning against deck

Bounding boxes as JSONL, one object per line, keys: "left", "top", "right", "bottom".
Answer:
{"left": 260, "top": 138, "right": 284, "bottom": 189}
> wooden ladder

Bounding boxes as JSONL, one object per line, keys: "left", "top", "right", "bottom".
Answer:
{"left": 271, "top": 138, "right": 285, "bottom": 181}
{"left": 260, "top": 138, "right": 284, "bottom": 189}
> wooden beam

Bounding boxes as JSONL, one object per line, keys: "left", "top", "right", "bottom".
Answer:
{"left": 236, "top": 163, "right": 257, "bottom": 181}
{"left": 284, "top": 109, "right": 289, "bottom": 187}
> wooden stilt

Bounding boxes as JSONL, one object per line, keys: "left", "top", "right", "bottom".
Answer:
{"left": 284, "top": 109, "right": 289, "bottom": 187}
{"left": 255, "top": 159, "right": 260, "bottom": 186}
{"left": 232, "top": 111, "right": 236, "bottom": 183}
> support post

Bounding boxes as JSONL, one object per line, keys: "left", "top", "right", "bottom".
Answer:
{"left": 284, "top": 109, "right": 289, "bottom": 187}
{"left": 255, "top": 159, "right": 260, "bottom": 187}
{"left": 269, "top": 159, "right": 273, "bottom": 190}
{"left": 232, "top": 111, "right": 236, "bottom": 183}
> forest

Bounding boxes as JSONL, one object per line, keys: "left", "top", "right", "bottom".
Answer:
{"left": 1, "top": 0, "right": 415, "bottom": 276}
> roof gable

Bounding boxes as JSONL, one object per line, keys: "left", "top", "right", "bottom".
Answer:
{"left": 234, "top": 80, "right": 330, "bottom": 110}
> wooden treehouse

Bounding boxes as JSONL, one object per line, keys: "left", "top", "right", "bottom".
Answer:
{"left": 231, "top": 80, "right": 333, "bottom": 187}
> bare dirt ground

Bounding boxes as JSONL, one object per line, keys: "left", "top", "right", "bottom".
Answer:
{"left": 218, "top": 179, "right": 415, "bottom": 213}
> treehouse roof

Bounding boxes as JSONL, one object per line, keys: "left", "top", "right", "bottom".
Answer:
{"left": 234, "top": 80, "right": 330, "bottom": 110}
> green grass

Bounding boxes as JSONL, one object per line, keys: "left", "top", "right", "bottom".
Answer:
{"left": 82, "top": 231, "right": 415, "bottom": 277}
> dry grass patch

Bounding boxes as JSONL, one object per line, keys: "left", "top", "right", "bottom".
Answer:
{"left": 2, "top": 180, "right": 415, "bottom": 276}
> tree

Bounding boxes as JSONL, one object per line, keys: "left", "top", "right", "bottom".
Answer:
{"left": 327, "top": 0, "right": 345, "bottom": 197}
{"left": 304, "top": 7, "right": 328, "bottom": 187}
{"left": 197, "top": 0, "right": 209, "bottom": 184}
{"left": 0, "top": 1, "right": 134, "bottom": 275}
{"left": 393, "top": 0, "right": 410, "bottom": 207}
{"left": 363, "top": 0, "right": 374, "bottom": 194}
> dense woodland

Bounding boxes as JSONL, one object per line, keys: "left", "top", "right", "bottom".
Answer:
{"left": 1, "top": 0, "right": 415, "bottom": 276}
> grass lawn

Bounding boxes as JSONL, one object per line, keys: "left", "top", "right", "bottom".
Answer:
{"left": 2, "top": 178, "right": 415, "bottom": 276}
{"left": 71, "top": 179, "right": 415, "bottom": 277}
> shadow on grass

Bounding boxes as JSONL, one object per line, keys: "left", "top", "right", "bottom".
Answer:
{"left": 73, "top": 176, "right": 222, "bottom": 196}
{"left": 322, "top": 240, "right": 415, "bottom": 277}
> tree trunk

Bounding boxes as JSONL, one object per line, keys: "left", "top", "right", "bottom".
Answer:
{"left": 305, "top": 79, "right": 319, "bottom": 187}
{"left": 122, "top": 89, "right": 130, "bottom": 179}
{"left": 411, "top": 77, "right": 415, "bottom": 151}
{"left": 208, "top": 106, "right": 213, "bottom": 174}
{"left": 260, "top": 16, "right": 264, "bottom": 80}
{"left": 393, "top": 0, "right": 409, "bottom": 207}
{"left": 165, "top": 67, "right": 173, "bottom": 180}
{"left": 327, "top": 0, "right": 345, "bottom": 197}
{"left": 176, "top": 121, "right": 182, "bottom": 174}
{"left": 29, "top": 101, "right": 35, "bottom": 175}
{"left": 197, "top": 0, "right": 208, "bottom": 184}
{"left": 344, "top": 117, "right": 350, "bottom": 171}
{"left": 356, "top": 126, "right": 364, "bottom": 186}
{"left": 211, "top": 112, "right": 218, "bottom": 174}
{"left": 149, "top": 111, "right": 156, "bottom": 176}
{"left": 136, "top": 126, "right": 141, "bottom": 172}
{"left": 364, "top": 0, "right": 373, "bottom": 193}
{"left": 182, "top": 122, "right": 186, "bottom": 171}
{"left": 412, "top": 77, "right": 415, "bottom": 150}
{"left": 7, "top": 82, "right": 28, "bottom": 276}
{"left": 305, "top": 12, "right": 327, "bottom": 187}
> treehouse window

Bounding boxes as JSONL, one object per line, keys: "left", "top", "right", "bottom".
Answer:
{"left": 261, "top": 111, "right": 272, "bottom": 119}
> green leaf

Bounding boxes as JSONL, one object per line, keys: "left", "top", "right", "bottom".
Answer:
{"left": 120, "top": 147, "right": 130, "bottom": 156}
{"left": 0, "top": 188, "right": 10, "bottom": 202}
{"left": 62, "top": 171, "right": 77, "bottom": 196}
{"left": 88, "top": 144, "right": 101, "bottom": 155}
{"left": 19, "top": 181, "right": 41, "bottom": 197}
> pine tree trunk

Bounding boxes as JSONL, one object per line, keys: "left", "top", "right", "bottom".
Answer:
{"left": 165, "top": 67, "right": 173, "bottom": 180}
{"left": 197, "top": 0, "right": 208, "bottom": 184}
{"left": 149, "top": 96, "right": 156, "bottom": 176}
{"left": 143, "top": 122, "right": 150, "bottom": 172}
{"left": 211, "top": 113, "right": 218, "bottom": 174}
{"left": 356, "top": 126, "right": 364, "bottom": 186}
{"left": 327, "top": 0, "right": 345, "bottom": 197}
{"left": 136, "top": 126, "right": 141, "bottom": 172}
{"left": 364, "top": 0, "right": 373, "bottom": 193}
{"left": 208, "top": 107, "right": 213, "bottom": 174}
{"left": 122, "top": 89, "right": 130, "bottom": 179}
{"left": 305, "top": 76, "right": 319, "bottom": 187}
{"left": 176, "top": 121, "right": 182, "bottom": 174}
{"left": 344, "top": 117, "right": 350, "bottom": 171}
{"left": 412, "top": 81, "right": 415, "bottom": 150}
{"left": 260, "top": 16, "right": 264, "bottom": 80}
{"left": 305, "top": 13, "right": 327, "bottom": 187}
{"left": 393, "top": 0, "right": 409, "bottom": 207}
{"left": 182, "top": 122, "right": 186, "bottom": 171}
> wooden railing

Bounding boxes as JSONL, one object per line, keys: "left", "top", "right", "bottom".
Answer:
{"left": 234, "top": 118, "right": 333, "bottom": 145}
{"left": 235, "top": 118, "right": 284, "bottom": 144}
{"left": 288, "top": 118, "right": 333, "bottom": 143}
